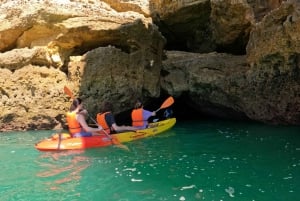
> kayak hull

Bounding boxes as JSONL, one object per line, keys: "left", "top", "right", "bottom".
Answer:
{"left": 113, "top": 118, "right": 176, "bottom": 143}
{"left": 35, "top": 118, "right": 176, "bottom": 151}
{"left": 35, "top": 135, "right": 113, "bottom": 151}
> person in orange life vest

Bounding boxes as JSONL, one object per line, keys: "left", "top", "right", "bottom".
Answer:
{"left": 96, "top": 101, "right": 138, "bottom": 134}
{"left": 131, "top": 99, "right": 156, "bottom": 129}
{"left": 66, "top": 98, "right": 102, "bottom": 137}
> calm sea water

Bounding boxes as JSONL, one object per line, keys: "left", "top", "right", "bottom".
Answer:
{"left": 0, "top": 119, "right": 299, "bottom": 201}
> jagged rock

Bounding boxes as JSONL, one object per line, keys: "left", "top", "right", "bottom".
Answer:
{"left": 151, "top": 0, "right": 215, "bottom": 53}
{"left": 161, "top": 51, "right": 250, "bottom": 119}
{"left": 160, "top": 0, "right": 300, "bottom": 125}
{"left": 210, "top": 0, "right": 255, "bottom": 54}
{"left": 0, "top": 0, "right": 160, "bottom": 65}
{"left": 0, "top": 65, "right": 69, "bottom": 131}
{"left": 101, "top": 0, "right": 151, "bottom": 16}
{"left": 245, "top": 0, "right": 300, "bottom": 124}
{"left": 0, "top": 47, "right": 56, "bottom": 70}
{"left": 67, "top": 46, "right": 161, "bottom": 118}
{"left": 153, "top": 0, "right": 285, "bottom": 53}
{"left": 247, "top": 0, "right": 286, "bottom": 20}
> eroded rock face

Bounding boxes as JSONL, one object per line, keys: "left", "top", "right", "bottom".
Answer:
{"left": 210, "top": 0, "right": 255, "bottom": 54}
{"left": 162, "top": 48, "right": 300, "bottom": 124}
{"left": 0, "top": 0, "right": 165, "bottom": 131}
{"left": 161, "top": 1, "right": 300, "bottom": 125}
{"left": 153, "top": 0, "right": 286, "bottom": 54}
{"left": 247, "top": 0, "right": 286, "bottom": 20}
{"left": 0, "top": 0, "right": 299, "bottom": 131}
{"left": 245, "top": 1, "right": 300, "bottom": 124}
{"left": 0, "top": 65, "right": 68, "bottom": 131}
{"left": 152, "top": 0, "right": 214, "bottom": 53}
{"left": 67, "top": 46, "right": 161, "bottom": 118}
{"left": 0, "top": 0, "right": 158, "bottom": 65}
{"left": 161, "top": 51, "right": 250, "bottom": 119}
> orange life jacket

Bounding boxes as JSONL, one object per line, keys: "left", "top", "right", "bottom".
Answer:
{"left": 66, "top": 111, "right": 82, "bottom": 134}
{"left": 96, "top": 112, "right": 111, "bottom": 134}
{"left": 131, "top": 108, "right": 145, "bottom": 127}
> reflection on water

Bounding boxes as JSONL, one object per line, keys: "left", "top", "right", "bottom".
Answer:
{"left": 36, "top": 150, "right": 90, "bottom": 190}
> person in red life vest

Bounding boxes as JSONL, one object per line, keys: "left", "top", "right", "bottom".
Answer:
{"left": 96, "top": 101, "right": 138, "bottom": 134}
{"left": 131, "top": 99, "right": 156, "bottom": 129}
{"left": 66, "top": 98, "right": 102, "bottom": 137}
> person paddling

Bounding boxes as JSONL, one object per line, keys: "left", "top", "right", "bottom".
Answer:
{"left": 96, "top": 101, "right": 138, "bottom": 134}
{"left": 66, "top": 98, "right": 102, "bottom": 137}
{"left": 131, "top": 99, "right": 156, "bottom": 129}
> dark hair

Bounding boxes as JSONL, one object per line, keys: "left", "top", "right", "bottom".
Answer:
{"left": 70, "top": 98, "right": 82, "bottom": 111}
{"left": 134, "top": 99, "right": 143, "bottom": 109}
{"left": 101, "top": 101, "right": 113, "bottom": 113}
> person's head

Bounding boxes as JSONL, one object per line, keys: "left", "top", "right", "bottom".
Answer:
{"left": 70, "top": 98, "right": 82, "bottom": 112}
{"left": 134, "top": 99, "right": 143, "bottom": 109}
{"left": 101, "top": 101, "right": 113, "bottom": 113}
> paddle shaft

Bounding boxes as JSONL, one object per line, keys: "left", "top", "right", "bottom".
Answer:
{"left": 155, "top": 108, "right": 162, "bottom": 113}
{"left": 87, "top": 114, "right": 112, "bottom": 140}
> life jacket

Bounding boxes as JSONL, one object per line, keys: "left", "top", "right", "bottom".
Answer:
{"left": 131, "top": 108, "right": 145, "bottom": 127}
{"left": 66, "top": 111, "right": 82, "bottom": 134}
{"left": 96, "top": 112, "right": 111, "bottom": 134}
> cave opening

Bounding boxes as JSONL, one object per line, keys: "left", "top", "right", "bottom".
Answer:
{"left": 115, "top": 92, "right": 253, "bottom": 126}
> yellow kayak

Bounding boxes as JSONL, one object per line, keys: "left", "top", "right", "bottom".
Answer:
{"left": 112, "top": 118, "right": 176, "bottom": 143}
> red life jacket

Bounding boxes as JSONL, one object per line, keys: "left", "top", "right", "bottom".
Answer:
{"left": 66, "top": 111, "right": 81, "bottom": 135}
{"left": 96, "top": 112, "right": 111, "bottom": 134}
{"left": 131, "top": 108, "right": 145, "bottom": 127}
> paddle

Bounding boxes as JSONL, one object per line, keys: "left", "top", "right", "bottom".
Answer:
{"left": 155, "top": 96, "right": 174, "bottom": 113}
{"left": 63, "top": 86, "right": 129, "bottom": 150}
{"left": 87, "top": 114, "right": 130, "bottom": 151}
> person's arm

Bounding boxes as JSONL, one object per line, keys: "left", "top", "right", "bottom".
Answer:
{"left": 77, "top": 114, "right": 102, "bottom": 132}
{"left": 78, "top": 109, "right": 88, "bottom": 116}
{"left": 143, "top": 109, "right": 156, "bottom": 120}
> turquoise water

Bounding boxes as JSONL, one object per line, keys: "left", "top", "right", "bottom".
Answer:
{"left": 0, "top": 120, "right": 299, "bottom": 201}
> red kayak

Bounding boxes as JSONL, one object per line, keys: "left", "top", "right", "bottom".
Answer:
{"left": 35, "top": 134, "right": 114, "bottom": 151}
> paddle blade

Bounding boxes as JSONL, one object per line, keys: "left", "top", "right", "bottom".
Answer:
{"left": 159, "top": 96, "right": 174, "bottom": 110}
{"left": 64, "top": 86, "right": 74, "bottom": 99}
{"left": 112, "top": 137, "right": 130, "bottom": 151}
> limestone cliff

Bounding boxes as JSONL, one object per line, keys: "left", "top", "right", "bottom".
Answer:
{"left": 0, "top": 0, "right": 299, "bottom": 131}
{"left": 0, "top": 0, "right": 164, "bottom": 130}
